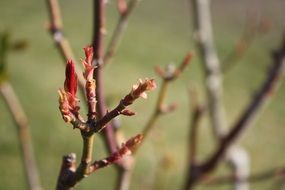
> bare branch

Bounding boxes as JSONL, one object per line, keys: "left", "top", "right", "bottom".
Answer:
{"left": 203, "top": 166, "right": 285, "bottom": 185}
{"left": 92, "top": 0, "right": 119, "bottom": 155}
{"left": 188, "top": 87, "right": 205, "bottom": 165}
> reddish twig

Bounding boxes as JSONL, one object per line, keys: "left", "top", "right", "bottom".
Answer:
{"left": 92, "top": 0, "right": 119, "bottom": 155}
{"left": 188, "top": 87, "right": 205, "bottom": 165}
{"left": 104, "top": 0, "right": 140, "bottom": 67}
{"left": 141, "top": 53, "right": 192, "bottom": 141}
{"left": 94, "top": 79, "right": 156, "bottom": 133}
{"left": 203, "top": 166, "right": 285, "bottom": 185}
{"left": 88, "top": 134, "right": 143, "bottom": 173}
{"left": 222, "top": 12, "right": 271, "bottom": 72}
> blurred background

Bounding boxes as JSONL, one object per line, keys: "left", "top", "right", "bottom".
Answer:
{"left": 0, "top": 0, "right": 284, "bottom": 189}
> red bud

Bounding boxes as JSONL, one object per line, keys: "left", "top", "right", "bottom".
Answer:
{"left": 64, "top": 60, "right": 78, "bottom": 97}
{"left": 117, "top": 0, "right": 128, "bottom": 15}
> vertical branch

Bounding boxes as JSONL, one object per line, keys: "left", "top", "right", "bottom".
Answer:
{"left": 188, "top": 87, "right": 204, "bottom": 165}
{"left": 183, "top": 87, "right": 204, "bottom": 190}
{"left": 116, "top": 159, "right": 134, "bottom": 190}
{"left": 0, "top": 82, "right": 42, "bottom": 190}
{"left": 93, "top": 0, "right": 118, "bottom": 154}
{"left": 191, "top": 0, "right": 227, "bottom": 136}
{"left": 190, "top": 0, "right": 250, "bottom": 189}
{"left": 141, "top": 80, "right": 168, "bottom": 138}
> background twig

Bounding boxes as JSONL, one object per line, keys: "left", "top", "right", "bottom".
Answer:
{"left": 0, "top": 82, "right": 42, "bottom": 190}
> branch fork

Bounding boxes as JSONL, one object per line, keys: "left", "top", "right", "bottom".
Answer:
{"left": 57, "top": 46, "right": 156, "bottom": 189}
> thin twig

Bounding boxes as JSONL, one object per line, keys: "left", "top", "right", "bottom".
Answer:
{"left": 188, "top": 87, "right": 204, "bottom": 165}
{"left": 138, "top": 53, "right": 192, "bottom": 152}
{"left": 222, "top": 12, "right": 271, "bottom": 72}
{"left": 88, "top": 134, "right": 143, "bottom": 173}
{"left": 203, "top": 166, "right": 285, "bottom": 185}
{"left": 0, "top": 81, "right": 42, "bottom": 190}
{"left": 103, "top": 0, "right": 140, "bottom": 67}
{"left": 46, "top": 0, "right": 85, "bottom": 88}
{"left": 94, "top": 79, "right": 156, "bottom": 133}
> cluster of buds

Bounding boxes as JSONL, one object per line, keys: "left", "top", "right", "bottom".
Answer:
{"left": 116, "top": 78, "right": 157, "bottom": 117}
{"left": 58, "top": 46, "right": 157, "bottom": 133}
{"left": 58, "top": 46, "right": 96, "bottom": 124}
{"left": 122, "top": 78, "right": 157, "bottom": 105}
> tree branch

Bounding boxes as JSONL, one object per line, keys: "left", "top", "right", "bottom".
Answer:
{"left": 203, "top": 166, "right": 285, "bottom": 185}
{"left": 88, "top": 134, "right": 143, "bottom": 173}
{"left": 92, "top": 0, "right": 119, "bottom": 155}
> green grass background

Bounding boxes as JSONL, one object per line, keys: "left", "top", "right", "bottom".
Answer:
{"left": 0, "top": 0, "right": 284, "bottom": 189}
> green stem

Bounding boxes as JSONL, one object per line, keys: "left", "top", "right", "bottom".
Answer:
{"left": 73, "top": 133, "right": 95, "bottom": 184}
